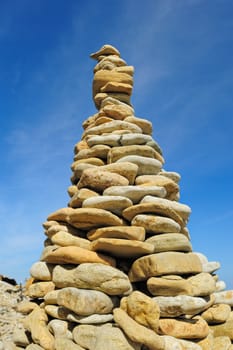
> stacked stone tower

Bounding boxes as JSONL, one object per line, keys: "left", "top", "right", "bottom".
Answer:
{"left": 11, "top": 45, "right": 233, "bottom": 350}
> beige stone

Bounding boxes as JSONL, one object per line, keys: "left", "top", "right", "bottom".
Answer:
{"left": 57, "top": 287, "right": 115, "bottom": 315}
{"left": 90, "top": 45, "right": 120, "bottom": 59}
{"left": 26, "top": 345, "right": 45, "bottom": 350}
{"left": 100, "top": 81, "right": 132, "bottom": 94}
{"left": 101, "top": 104, "right": 133, "bottom": 120}
{"left": 113, "top": 308, "right": 164, "bottom": 350}
{"left": 117, "top": 155, "right": 162, "bottom": 175}
{"left": 23, "top": 307, "right": 54, "bottom": 350}
{"left": 73, "top": 139, "right": 89, "bottom": 152}
{"left": 54, "top": 337, "right": 85, "bottom": 350}
{"left": 211, "top": 319, "right": 233, "bottom": 340}
{"left": 123, "top": 202, "right": 184, "bottom": 227}
{"left": 87, "top": 134, "right": 122, "bottom": 147}
{"left": 82, "top": 120, "right": 142, "bottom": 138}
{"left": 124, "top": 116, "right": 152, "bottom": 135}
{"left": 131, "top": 214, "right": 181, "bottom": 234}
{"left": 93, "top": 70, "right": 133, "bottom": 97}
{"left": 13, "top": 328, "right": 30, "bottom": 347}
{"left": 52, "top": 263, "right": 132, "bottom": 295}
{"left": 99, "top": 162, "right": 138, "bottom": 184}
{"left": 16, "top": 301, "right": 38, "bottom": 314}
{"left": 114, "top": 65, "right": 134, "bottom": 76}
{"left": 30, "top": 261, "right": 53, "bottom": 281}
{"left": 48, "top": 319, "right": 71, "bottom": 339}
{"left": 213, "top": 336, "right": 231, "bottom": 350}
{"left": 120, "top": 291, "right": 160, "bottom": 332}
{"left": 87, "top": 225, "right": 145, "bottom": 241}
{"left": 46, "top": 222, "right": 81, "bottom": 237}
{"left": 78, "top": 168, "right": 129, "bottom": 192}
{"left": 163, "top": 336, "right": 202, "bottom": 349}
{"left": 73, "top": 323, "right": 139, "bottom": 350}
{"left": 145, "top": 233, "right": 192, "bottom": 253}
{"left": 27, "top": 281, "right": 55, "bottom": 298}
{"left": 201, "top": 304, "right": 231, "bottom": 324}
{"left": 42, "top": 245, "right": 116, "bottom": 266}
{"left": 153, "top": 295, "right": 215, "bottom": 317}
{"left": 67, "top": 313, "right": 114, "bottom": 324}
{"left": 159, "top": 170, "right": 181, "bottom": 183}
{"left": 67, "top": 185, "right": 78, "bottom": 197}
{"left": 45, "top": 305, "right": 70, "bottom": 320}
{"left": 197, "top": 332, "right": 214, "bottom": 350}
{"left": 101, "top": 96, "right": 134, "bottom": 113}
{"left": 47, "top": 207, "right": 124, "bottom": 230}
{"left": 187, "top": 272, "right": 216, "bottom": 296}
{"left": 213, "top": 290, "right": 233, "bottom": 306}
{"left": 50, "top": 231, "right": 91, "bottom": 249}
{"left": 71, "top": 157, "right": 104, "bottom": 170}
{"left": 129, "top": 252, "right": 203, "bottom": 282}
{"left": 94, "top": 91, "right": 132, "bottom": 109}
{"left": 158, "top": 316, "right": 209, "bottom": 339}
{"left": 104, "top": 185, "right": 166, "bottom": 204}
{"left": 141, "top": 195, "right": 191, "bottom": 221}
{"left": 91, "top": 238, "right": 154, "bottom": 258}
{"left": 82, "top": 195, "right": 132, "bottom": 215}
{"left": 44, "top": 290, "right": 59, "bottom": 305}
{"left": 74, "top": 145, "right": 110, "bottom": 161}
{"left": 108, "top": 145, "right": 157, "bottom": 163}
{"left": 68, "top": 188, "right": 99, "bottom": 208}
{"left": 147, "top": 275, "right": 193, "bottom": 296}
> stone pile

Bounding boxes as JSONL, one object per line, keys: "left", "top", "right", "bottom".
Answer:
{"left": 9, "top": 45, "right": 233, "bottom": 350}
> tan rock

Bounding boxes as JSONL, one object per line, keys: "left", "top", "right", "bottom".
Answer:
{"left": 78, "top": 168, "right": 129, "bottom": 192}
{"left": 104, "top": 185, "right": 166, "bottom": 204}
{"left": 101, "top": 96, "right": 134, "bottom": 113}
{"left": 131, "top": 214, "right": 181, "bottom": 234}
{"left": 187, "top": 273, "right": 216, "bottom": 297}
{"left": 48, "top": 319, "right": 71, "bottom": 339}
{"left": 47, "top": 207, "right": 124, "bottom": 230}
{"left": 99, "top": 162, "right": 138, "bottom": 184}
{"left": 113, "top": 308, "right": 164, "bottom": 350}
{"left": 159, "top": 170, "right": 181, "bottom": 183}
{"left": 67, "top": 313, "right": 114, "bottom": 324}
{"left": 101, "top": 104, "right": 133, "bottom": 120}
{"left": 30, "top": 261, "right": 53, "bottom": 281}
{"left": 16, "top": 301, "right": 38, "bottom": 314}
{"left": 67, "top": 185, "right": 78, "bottom": 197}
{"left": 74, "top": 145, "right": 110, "bottom": 161}
{"left": 46, "top": 222, "right": 82, "bottom": 236}
{"left": 213, "top": 336, "right": 231, "bottom": 350}
{"left": 93, "top": 70, "right": 133, "bottom": 97}
{"left": 87, "top": 225, "right": 145, "bottom": 241}
{"left": 73, "top": 323, "right": 140, "bottom": 350}
{"left": 82, "top": 120, "right": 142, "bottom": 138}
{"left": 90, "top": 44, "right": 120, "bottom": 60}
{"left": 23, "top": 307, "right": 54, "bottom": 350}
{"left": 94, "top": 91, "right": 132, "bottom": 109}
{"left": 201, "top": 304, "right": 231, "bottom": 324}
{"left": 100, "top": 81, "right": 132, "bottom": 94}
{"left": 210, "top": 319, "right": 233, "bottom": 340}
{"left": 124, "top": 116, "right": 152, "bottom": 135}
{"left": 145, "top": 233, "right": 192, "bottom": 253}
{"left": 117, "top": 155, "right": 162, "bottom": 175}
{"left": 147, "top": 275, "right": 193, "bottom": 296}
{"left": 44, "top": 290, "right": 59, "bottom": 305}
{"left": 52, "top": 263, "right": 132, "bottom": 295}
{"left": 213, "top": 290, "right": 233, "bottom": 306}
{"left": 50, "top": 231, "right": 91, "bottom": 249}
{"left": 120, "top": 291, "right": 160, "bottom": 332}
{"left": 129, "top": 252, "right": 203, "bottom": 282}
{"left": 44, "top": 305, "right": 70, "bottom": 320}
{"left": 122, "top": 202, "right": 184, "bottom": 227}
{"left": 42, "top": 245, "right": 116, "bottom": 266}
{"left": 197, "top": 332, "right": 214, "bottom": 350}
{"left": 73, "top": 139, "right": 89, "bottom": 152}
{"left": 158, "top": 316, "right": 209, "bottom": 339}
{"left": 114, "top": 65, "right": 134, "bottom": 76}
{"left": 153, "top": 295, "right": 215, "bottom": 317}
{"left": 86, "top": 134, "right": 122, "bottom": 147}
{"left": 71, "top": 157, "right": 104, "bottom": 170}
{"left": 82, "top": 195, "right": 132, "bottom": 215}
{"left": 57, "top": 287, "right": 115, "bottom": 315}
{"left": 163, "top": 336, "right": 202, "bottom": 349}
{"left": 26, "top": 345, "right": 45, "bottom": 350}
{"left": 141, "top": 195, "right": 191, "bottom": 221}
{"left": 13, "top": 327, "right": 30, "bottom": 347}
{"left": 91, "top": 238, "right": 154, "bottom": 258}
{"left": 54, "top": 337, "right": 85, "bottom": 350}
{"left": 108, "top": 145, "right": 157, "bottom": 163}
{"left": 68, "top": 188, "right": 99, "bottom": 208}
{"left": 26, "top": 281, "right": 55, "bottom": 298}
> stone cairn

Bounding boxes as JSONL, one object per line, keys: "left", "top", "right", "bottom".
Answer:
{"left": 10, "top": 45, "right": 233, "bottom": 350}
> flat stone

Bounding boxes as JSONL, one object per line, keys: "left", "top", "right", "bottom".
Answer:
{"left": 73, "top": 323, "right": 140, "bottom": 350}
{"left": 147, "top": 275, "right": 193, "bottom": 296}
{"left": 202, "top": 261, "right": 221, "bottom": 273}
{"left": 30, "top": 262, "right": 53, "bottom": 281}
{"left": 120, "top": 133, "right": 153, "bottom": 146}
{"left": 101, "top": 104, "right": 133, "bottom": 120}
{"left": 57, "top": 287, "right": 115, "bottom": 316}
{"left": 99, "top": 162, "right": 138, "bottom": 184}
{"left": 42, "top": 245, "right": 116, "bottom": 266}
{"left": 141, "top": 195, "right": 191, "bottom": 221}
{"left": 82, "top": 120, "right": 141, "bottom": 138}
{"left": 153, "top": 295, "right": 215, "bottom": 317}
{"left": 135, "top": 174, "right": 179, "bottom": 200}
{"left": 87, "top": 225, "right": 145, "bottom": 241}
{"left": 68, "top": 188, "right": 99, "bottom": 208}
{"left": 44, "top": 290, "right": 59, "bottom": 304}
{"left": 50, "top": 231, "right": 91, "bottom": 249}
{"left": 71, "top": 157, "right": 105, "bottom": 169}
{"left": 213, "top": 336, "right": 231, "bottom": 350}
{"left": 47, "top": 207, "right": 124, "bottom": 230}
{"left": 46, "top": 222, "right": 82, "bottom": 237}
{"left": 45, "top": 305, "right": 69, "bottom": 320}
{"left": 26, "top": 345, "right": 45, "bottom": 350}
{"left": 210, "top": 319, "right": 233, "bottom": 340}
{"left": 145, "top": 233, "right": 192, "bottom": 253}
{"left": 122, "top": 202, "right": 184, "bottom": 227}
{"left": 54, "top": 337, "right": 85, "bottom": 350}
{"left": 74, "top": 145, "right": 110, "bottom": 161}
{"left": 108, "top": 145, "right": 157, "bottom": 163}
{"left": 23, "top": 307, "right": 54, "bottom": 350}
{"left": 124, "top": 116, "right": 152, "bottom": 135}
{"left": 113, "top": 308, "right": 164, "bottom": 350}
{"left": 91, "top": 238, "right": 154, "bottom": 258}
{"left": 78, "top": 168, "right": 129, "bottom": 192}
{"left": 128, "top": 252, "right": 203, "bottom": 282}
{"left": 131, "top": 214, "right": 181, "bottom": 234}
{"left": 82, "top": 195, "right": 132, "bottom": 215}
{"left": 52, "top": 263, "right": 132, "bottom": 295}
{"left": 163, "top": 336, "right": 202, "bottom": 350}
{"left": 120, "top": 291, "right": 160, "bottom": 332}
{"left": 101, "top": 96, "right": 134, "bottom": 113}
{"left": 13, "top": 327, "right": 30, "bottom": 347}
{"left": 16, "top": 301, "right": 38, "bottom": 314}
{"left": 187, "top": 272, "right": 216, "bottom": 296}
{"left": 48, "top": 319, "right": 71, "bottom": 338}
{"left": 215, "top": 280, "right": 226, "bottom": 292}
{"left": 100, "top": 81, "right": 132, "bottom": 94}
{"left": 90, "top": 45, "right": 120, "bottom": 59}
{"left": 93, "top": 70, "right": 133, "bottom": 97}
{"left": 87, "top": 134, "right": 122, "bottom": 147}
{"left": 67, "top": 313, "right": 114, "bottom": 324}
{"left": 159, "top": 170, "right": 181, "bottom": 183}
{"left": 103, "top": 185, "right": 166, "bottom": 204}
{"left": 158, "top": 316, "right": 209, "bottom": 339}
{"left": 26, "top": 281, "right": 55, "bottom": 298}
{"left": 117, "top": 155, "right": 162, "bottom": 175}
{"left": 213, "top": 290, "right": 233, "bottom": 306}
{"left": 197, "top": 333, "right": 214, "bottom": 350}
{"left": 201, "top": 304, "right": 231, "bottom": 324}
{"left": 67, "top": 185, "right": 78, "bottom": 197}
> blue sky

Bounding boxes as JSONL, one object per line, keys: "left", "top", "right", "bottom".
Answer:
{"left": 0, "top": 0, "right": 232, "bottom": 288}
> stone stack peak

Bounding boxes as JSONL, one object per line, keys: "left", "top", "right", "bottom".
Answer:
{"left": 10, "top": 44, "right": 233, "bottom": 350}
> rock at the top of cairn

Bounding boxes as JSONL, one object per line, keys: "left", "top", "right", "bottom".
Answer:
{"left": 9, "top": 44, "right": 233, "bottom": 350}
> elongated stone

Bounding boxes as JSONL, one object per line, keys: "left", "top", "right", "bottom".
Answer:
{"left": 201, "top": 304, "right": 231, "bottom": 324}
{"left": 82, "top": 120, "right": 142, "bottom": 138}
{"left": 108, "top": 145, "right": 157, "bottom": 163}
{"left": 30, "top": 261, "right": 53, "bottom": 281}
{"left": 147, "top": 275, "right": 193, "bottom": 296}
{"left": 82, "top": 195, "right": 132, "bottom": 215}
{"left": 145, "top": 233, "right": 192, "bottom": 253}
{"left": 117, "top": 155, "right": 162, "bottom": 175}
{"left": 87, "top": 225, "right": 145, "bottom": 241}
{"left": 132, "top": 214, "right": 181, "bottom": 234}
{"left": 213, "top": 290, "right": 233, "bottom": 306}
{"left": 50, "top": 231, "right": 91, "bottom": 249}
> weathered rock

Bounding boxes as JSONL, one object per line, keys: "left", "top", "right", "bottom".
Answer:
{"left": 91, "top": 238, "right": 154, "bottom": 258}
{"left": 57, "top": 287, "right": 115, "bottom": 316}
{"left": 13, "top": 327, "right": 30, "bottom": 347}
{"left": 187, "top": 272, "right": 216, "bottom": 297}
{"left": 87, "top": 225, "right": 145, "bottom": 241}
{"left": 99, "top": 162, "right": 138, "bottom": 184}
{"left": 147, "top": 275, "right": 193, "bottom": 296}
{"left": 50, "top": 231, "right": 91, "bottom": 249}
{"left": 124, "top": 116, "right": 153, "bottom": 135}
{"left": 131, "top": 214, "right": 181, "bottom": 234}
{"left": 90, "top": 45, "right": 121, "bottom": 59}
{"left": 26, "top": 281, "right": 55, "bottom": 298}
{"left": 129, "top": 252, "right": 203, "bottom": 282}
{"left": 117, "top": 155, "right": 162, "bottom": 175}
{"left": 108, "top": 145, "right": 157, "bottom": 163}
{"left": 145, "top": 233, "right": 192, "bottom": 253}
{"left": 212, "top": 336, "right": 231, "bottom": 350}
{"left": 48, "top": 319, "right": 72, "bottom": 339}
{"left": 213, "top": 290, "right": 233, "bottom": 306}
{"left": 54, "top": 337, "right": 85, "bottom": 350}
{"left": 82, "top": 195, "right": 133, "bottom": 215}
{"left": 201, "top": 304, "right": 231, "bottom": 324}
{"left": 74, "top": 145, "right": 110, "bottom": 161}
{"left": 210, "top": 319, "right": 233, "bottom": 340}
{"left": 52, "top": 263, "right": 132, "bottom": 295}
{"left": 68, "top": 188, "right": 99, "bottom": 208}
{"left": 82, "top": 120, "right": 142, "bottom": 138}
{"left": 30, "top": 262, "right": 53, "bottom": 281}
